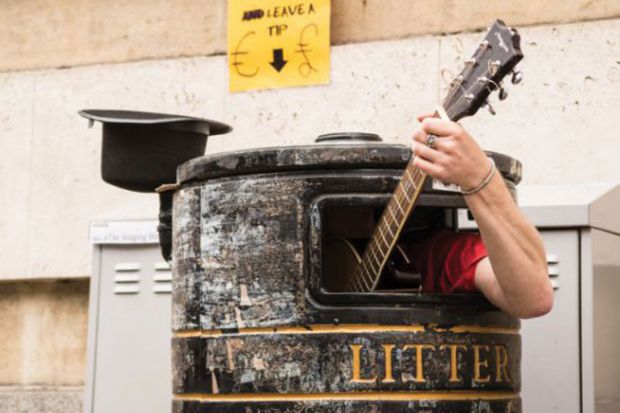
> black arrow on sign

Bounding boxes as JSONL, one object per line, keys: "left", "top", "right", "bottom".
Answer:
{"left": 270, "top": 48, "right": 287, "bottom": 72}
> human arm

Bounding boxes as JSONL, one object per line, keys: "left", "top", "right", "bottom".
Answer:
{"left": 411, "top": 115, "right": 553, "bottom": 318}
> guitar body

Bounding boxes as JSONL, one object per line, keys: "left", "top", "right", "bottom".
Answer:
{"left": 322, "top": 238, "right": 417, "bottom": 292}
{"left": 322, "top": 238, "right": 361, "bottom": 292}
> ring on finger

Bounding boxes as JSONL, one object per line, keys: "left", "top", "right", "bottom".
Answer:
{"left": 426, "top": 134, "right": 438, "bottom": 149}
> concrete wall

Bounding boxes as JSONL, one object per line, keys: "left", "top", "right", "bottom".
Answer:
{"left": 0, "top": 1, "right": 619, "bottom": 412}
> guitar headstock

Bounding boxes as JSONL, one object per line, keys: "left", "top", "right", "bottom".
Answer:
{"left": 442, "top": 20, "right": 524, "bottom": 121}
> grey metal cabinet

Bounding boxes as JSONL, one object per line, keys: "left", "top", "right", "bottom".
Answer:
{"left": 518, "top": 184, "right": 620, "bottom": 413}
{"left": 84, "top": 221, "right": 171, "bottom": 413}
{"left": 521, "top": 230, "right": 581, "bottom": 413}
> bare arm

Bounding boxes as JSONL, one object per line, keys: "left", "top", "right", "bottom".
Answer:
{"left": 411, "top": 115, "right": 553, "bottom": 318}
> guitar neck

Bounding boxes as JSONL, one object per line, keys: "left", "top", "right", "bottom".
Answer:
{"left": 348, "top": 103, "right": 447, "bottom": 292}
{"left": 348, "top": 160, "right": 428, "bottom": 292}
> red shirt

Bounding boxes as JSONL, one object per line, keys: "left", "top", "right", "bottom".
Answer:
{"left": 410, "top": 230, "right": 488, "bottom": 294}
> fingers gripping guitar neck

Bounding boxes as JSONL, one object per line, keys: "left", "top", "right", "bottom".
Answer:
{"left": 346, "top": 109, "right": 447, "bottom": 292}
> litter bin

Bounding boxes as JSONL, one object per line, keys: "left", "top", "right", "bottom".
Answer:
{"left": 170, "top": 133, "right": 523, "bottom": 413}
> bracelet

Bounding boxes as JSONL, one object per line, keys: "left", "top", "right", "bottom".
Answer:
{"left": 460, "top": 157, "right": 496, "bottom": 196}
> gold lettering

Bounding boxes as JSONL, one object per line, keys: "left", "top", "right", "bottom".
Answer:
{"left": 381, "top": 344, "right": 396, "bottom": 383}
{"left": 350, "top": 344, "right": 377, "bottom": 383}
{"left": 473, "top": 345, "right": 491, "bottom": 383}
{"left": 495, "top": 345, "right": 511, "bottom": 383}
{"left": 403, "top": 344, "right": 435, "bottom": 383}
{"left": 440, "top": 344, "right": 467, "bottom": 383}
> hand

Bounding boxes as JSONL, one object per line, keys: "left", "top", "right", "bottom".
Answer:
{"left": 411, "top": 113, "right": 490, "bottom": 189}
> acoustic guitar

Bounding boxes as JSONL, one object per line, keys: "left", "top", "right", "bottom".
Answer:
{"left": 324, "top": 20, "right": 524, "bottom": 292}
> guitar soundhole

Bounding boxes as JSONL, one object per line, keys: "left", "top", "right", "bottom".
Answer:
{"left": 320, "top": 203, "right": 450, "bottom": 293}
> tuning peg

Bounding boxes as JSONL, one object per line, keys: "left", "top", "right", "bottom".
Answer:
{"left": 511, "top": 70, "right": 523, "bottom": 84}
{"left": 483, "top": 100, "right": 496, "bottom": 115}
{"left": 498, "top": 85, "right": 508, "bottom": 100}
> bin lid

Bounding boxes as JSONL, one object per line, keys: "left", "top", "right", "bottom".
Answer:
{"left": 177, "top": 137, "right": 522, "bottom": 185}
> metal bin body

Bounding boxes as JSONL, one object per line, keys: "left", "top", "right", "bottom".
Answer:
{"left": 171, "top": 142, "right": 523, "bottom": 413}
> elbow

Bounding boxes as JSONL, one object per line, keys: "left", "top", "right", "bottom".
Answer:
{"left": 522, "top": 291, "right": 553, "bottom": 319}
{"left": 541, "top": 286, "right": 555, "bottom": 315}
{"left": 519, "top": 280, "right": 554, "bottom": 319}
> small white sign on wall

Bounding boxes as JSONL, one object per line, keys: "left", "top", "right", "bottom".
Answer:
{"left": 90, "top": 220, "right": 159, "bottom": 244}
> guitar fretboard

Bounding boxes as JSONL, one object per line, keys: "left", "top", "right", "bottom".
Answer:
{"left": 347, "top": 160, "right": 428, "bottom": 291}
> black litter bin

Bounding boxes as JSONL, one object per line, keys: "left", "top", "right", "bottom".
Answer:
{"left": 169, "top": 133, "right": 523, "bottom": 413}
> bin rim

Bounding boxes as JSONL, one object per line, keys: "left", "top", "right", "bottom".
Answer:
{"left": 177, "top": 143, "right": 522, "bottom": 186}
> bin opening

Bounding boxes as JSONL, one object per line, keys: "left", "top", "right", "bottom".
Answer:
{"left": 316, "top": 197, "right": 455, "bottom": 294}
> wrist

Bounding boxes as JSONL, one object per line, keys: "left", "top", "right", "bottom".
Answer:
{"left": 460, "top": 158, "right": 495, "bottom": 196}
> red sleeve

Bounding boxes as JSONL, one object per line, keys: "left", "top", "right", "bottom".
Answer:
{"left": 410, "top": 230, "right": 488, "bottom": 294}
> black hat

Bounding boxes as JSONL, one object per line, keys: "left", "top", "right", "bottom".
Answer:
{"left": 79, "top": 109, "right": 232, "bottom": 192}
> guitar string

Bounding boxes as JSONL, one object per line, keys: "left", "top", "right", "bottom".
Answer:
{"left": 353, "top": 157, "right": 426, "bottom": 289}
{"left": 362, "top": 169, "right": 423, "bottom": 288}
{"left": 436, "top": 47, "right": 481, "bottom": 118}
{"left": 353, "top": 170, "right": 424, "bottom": 290}
{"left": 349, "top": 42, "right": 498, "bottom": 291}
{"left": 441, "top": 38, "right": 497, "bottom": 120}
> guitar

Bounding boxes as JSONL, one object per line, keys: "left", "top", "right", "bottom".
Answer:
{"left": 324, "top": 20, "right": 524, "bottom": 292}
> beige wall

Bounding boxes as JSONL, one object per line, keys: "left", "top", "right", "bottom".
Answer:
{"left": 2, "top": 0, "right": 619, "bottom": 71}
{"left": 0, "top": 280, "right": 89, "bottom": 385}
{"left": 0, "top": 281, "right": 86, "bottom": 412}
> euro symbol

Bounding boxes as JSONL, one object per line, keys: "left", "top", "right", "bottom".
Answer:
{"left": 296, "top": 24, "right": 319, "bottom": 78}
{"left": 231, "top": 31, "right": 259, "bottom": 78}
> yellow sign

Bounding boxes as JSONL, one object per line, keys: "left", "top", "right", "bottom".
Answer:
{"left": 227, "top": 0, "right": 331, "bottom": 92}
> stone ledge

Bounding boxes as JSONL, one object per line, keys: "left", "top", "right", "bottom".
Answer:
{"left": 0, "top": 386, "right": 83, "bottom": 413}
{"left": 0, "top": 274, "right": 89, "bottom": 282}
{"left": 1, "top": 0, "right": 619, "bottom": 71}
